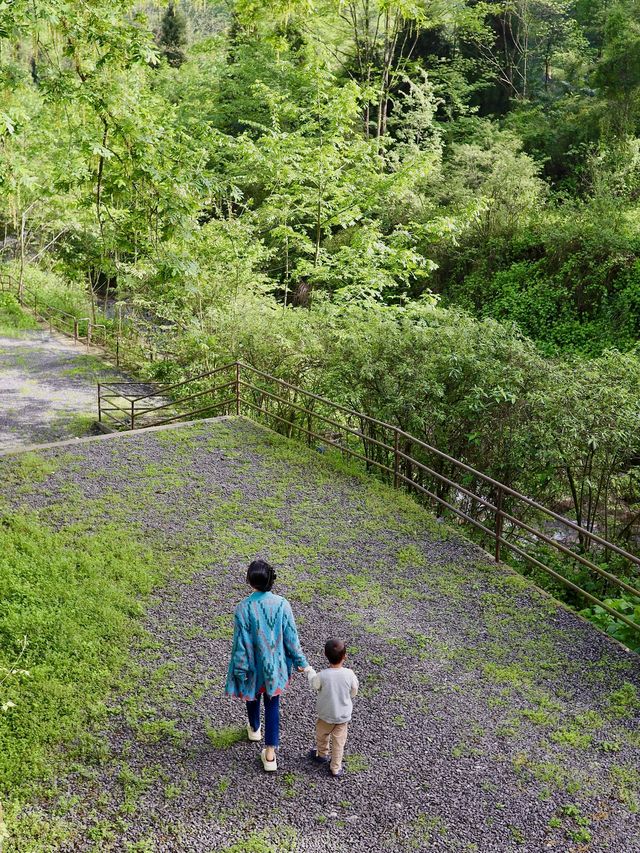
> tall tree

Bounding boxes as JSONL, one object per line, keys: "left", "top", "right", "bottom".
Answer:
{"left": 592, "top": 0, "right": 640, "bottom": 135}
{"left": 159, "top": 2, "right": 188, "bottom": 68}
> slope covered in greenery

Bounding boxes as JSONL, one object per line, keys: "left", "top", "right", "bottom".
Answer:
{"left": 1, "top": 5, "right": 639, "bottom": 630}
{"left": 0, "top": 420, "right": 638, "bottom": 851}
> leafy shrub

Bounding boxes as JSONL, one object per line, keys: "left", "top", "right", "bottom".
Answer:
{"left": 0, "top": 292, "right": 38, "bottom": 334}
{"left": 580, "top": 598, "right": 640, "bottom": 652}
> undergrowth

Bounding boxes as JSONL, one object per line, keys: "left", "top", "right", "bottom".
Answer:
{"left": 0, "top": 294, "right": 38, "bottom": 336}
{"left": 0, "top": 510, "right": 163, "bottom": 809}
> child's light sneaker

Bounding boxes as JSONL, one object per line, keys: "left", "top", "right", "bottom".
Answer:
{"left": 261, "top": 748, "right": 277, "bottom": 772}
{"left": 247, "top": 724, "right": 261, "bottom": 742}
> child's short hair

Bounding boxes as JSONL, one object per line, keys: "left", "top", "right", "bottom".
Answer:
{"left": 325, "top": 638, "right": 346, "bottom": 664}
{"left": 246, "top": 559, "right": 276, "bottom": 592}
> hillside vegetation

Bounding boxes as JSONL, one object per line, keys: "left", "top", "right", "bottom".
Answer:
{"left": 1, "top": 2, "right": 640, "bottom": 631}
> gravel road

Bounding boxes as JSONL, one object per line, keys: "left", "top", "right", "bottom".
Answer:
{"left": 2, "top": 418, "right": 639, "bottom": 853}
{"left": 0, "top": 328, "right": 127, "bottom": 451}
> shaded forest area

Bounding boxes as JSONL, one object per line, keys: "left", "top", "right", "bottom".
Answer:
{"left": 1, "top": 1, "right": 640, "bottom": 639}
{"left": 4, "top": 1, "right": 640, "bottom": 350}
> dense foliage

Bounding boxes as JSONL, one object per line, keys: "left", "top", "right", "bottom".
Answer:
{"left": 1, "top": 2, "right": 639, "bottom": 629}
{"left": 2, "top": 0, "right": 640, "bottom": 344}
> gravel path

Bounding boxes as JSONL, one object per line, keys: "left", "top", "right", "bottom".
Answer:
{"left": 0, "top": 328, "right": 132, "bottom": 451}
{"left": 2, "top": 418, "right": 639, "bottom": 853}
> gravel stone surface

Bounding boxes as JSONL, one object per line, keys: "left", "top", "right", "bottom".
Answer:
{"left": 2, "top": 418, "right": 639, "bottom": 853}
{"left": 0, "top": 328, "right": 141, "bottom": 451}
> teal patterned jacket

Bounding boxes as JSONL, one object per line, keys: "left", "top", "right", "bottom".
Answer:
{"left": 225, "top": 591, "right": 308, "bottom": 700}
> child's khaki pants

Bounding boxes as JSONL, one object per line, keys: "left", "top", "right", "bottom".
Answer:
{"left": 316, "top": 719, "right": 348, "bottom": 773}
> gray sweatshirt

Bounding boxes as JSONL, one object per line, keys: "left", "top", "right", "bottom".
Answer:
{"left": 307, "top": 666, "right": 359, "bottom": 724}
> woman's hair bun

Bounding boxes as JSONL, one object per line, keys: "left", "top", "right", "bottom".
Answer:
{"left": 246, "top": 559, "right": 276, "bottom": 591}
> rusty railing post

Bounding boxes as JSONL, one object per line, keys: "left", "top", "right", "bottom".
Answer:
{"left": 116, "top": 337, "right": 120, "bottom": 367}
{"left": 495, "top": 486, "right": 504, "bottom": 563}
{"left": 130, "top": 399, "right": 135, "bottom": 430}
{"left": 393, "top": 428, "right": 400, "bottom": 488}
{"left": 235, "top": 362, "right": 240, "bottom": 415}
{"left": 97, "top": 384, "right": 102, "bottom": 424}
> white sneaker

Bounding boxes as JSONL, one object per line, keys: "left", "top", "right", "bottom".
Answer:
{"left": 261, "top": 748, "right": 277, "bottom": 772}
{"left": 247, "top": 723, "right": 261, "bottom": 742}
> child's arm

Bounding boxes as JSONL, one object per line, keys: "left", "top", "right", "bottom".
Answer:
{"left": 350, "top": 672, "right": 359, "bottom": 698}
{"left": 306, "top": 667, "right": 321, "bottom": 692}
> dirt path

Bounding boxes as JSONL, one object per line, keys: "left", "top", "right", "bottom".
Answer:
{"left": 2, "top": 418, "right": 639, "bottom": 853}
{"left": 0, "top": 328, "right": 132, "bottom": 451}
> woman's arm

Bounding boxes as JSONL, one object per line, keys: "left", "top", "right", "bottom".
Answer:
{"left": 282, "top": 600, "right": 308, "bottom": 670}
{"left": 229, "top": 611, "right": 251, "bottom": 680}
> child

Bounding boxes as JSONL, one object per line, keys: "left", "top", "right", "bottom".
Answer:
{"left": 305, "top": 638, "right": 359, "bottom": 778}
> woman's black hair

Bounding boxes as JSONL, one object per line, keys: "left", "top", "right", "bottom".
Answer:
{"left": 246, "top": 559, "right": 277, "bottom": 592}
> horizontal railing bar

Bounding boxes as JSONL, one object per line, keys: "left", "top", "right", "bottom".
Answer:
{"left": 239, "top": 380, "right": 396, "bottom": 455}
{"left": 399, "top": 431, "right": 640, "bottom": 568}
{"left": 99, "top": 399, "right": 131, "bottom": 411}
{"left": 99, "top": 403, "right": 134, "bottom": 411}
{"left": 239, "top": 362, "right": 396, "bottom": 432}
{"left": 395, "top": 470, "right": 496, "bottom": 539}
{"left": 240, "top": 399, "right": 396, "bottom": 477}
{"left": 501, "top": 511, "right": 640, "bottom": 599}
{"left": 136, "top": 397, "right": 237, "bottom": 428}
{"left": 100, "top": 402, "right": 131, "bottom": 416}
{"left": 499, "top": 538, "right": 640, "bottom": 635}
{"left": 131, "top": 362, "right": 236, "bottom": 402}
{"left": 395, "top": 448, "right": 499, "bottom": 513}
{"left": 99, "top": 386, "right": 148, "bottom": 401}
{"left": 238, "top": 362, "right": 640, "bottom": 570}
{"left": 101, "top": 381, "right": 157, "bottom": 387}
{"left": 133, "top": 379, "right": 238, "bottom": 417}
{"left": 396, "top": 447, "right": 640, "bottom": 599}
{"left": 94, "top": 357, "right": 640, "bottom": 598}
{"left": 100, "top": 409, "right": 129, "bottom": 425}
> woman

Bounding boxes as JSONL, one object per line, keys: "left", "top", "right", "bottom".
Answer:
{"left": 225, "top": 559, "right": 308, "bottom": 771}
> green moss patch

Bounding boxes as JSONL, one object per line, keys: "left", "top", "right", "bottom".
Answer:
{"left": 0, "top": 511, "right": 163, "bottom": 803}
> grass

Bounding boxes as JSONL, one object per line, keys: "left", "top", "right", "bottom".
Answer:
{"left": 0, "top": 510, "right": 163, "bottom": 808}
{"left": 0, "top": 293, "right": 39, "bottom": 336}
{"left": 344, "top": 754, "right": 368, "bottom": 773}
{"left": 220, "top": 828, "right": 298, "bottom": 853}
{"left": 205, "top": 724, "right": 247, "bottom": 749}
{"left": 606, "top": 683, "right": 639, "bottom": 719}
{"left": 0, "top": 417, "right": 638, "bottom": 849}
{"left": 60, "top": 354, "right": 117, "bottom": 380}
{"left": 47, "top": 412, "right": 97, "bottom": 439}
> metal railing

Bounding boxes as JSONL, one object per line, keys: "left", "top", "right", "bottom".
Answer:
{"left": 97, "top": 361, "right": 640, "bottom": 637}
{"left": 0, "top": 279, "right": 96, "bottom": 348}
{"left": 0, "top": 278, "right": 171, "bottom": 368}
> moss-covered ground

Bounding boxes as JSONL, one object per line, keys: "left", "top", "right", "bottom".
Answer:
{"left": 0, "top": 418, "right": 638, "bottom": 852}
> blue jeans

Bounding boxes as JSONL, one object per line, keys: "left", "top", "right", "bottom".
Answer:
{"left": 246, "top": 693, "right": 280, "bottom": 748}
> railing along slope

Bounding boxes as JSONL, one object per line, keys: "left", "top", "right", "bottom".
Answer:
{"left": 97, "top": 361, "right": 640, "bottom": 639}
